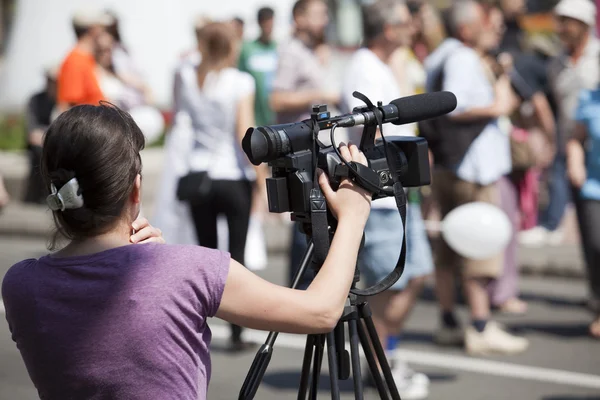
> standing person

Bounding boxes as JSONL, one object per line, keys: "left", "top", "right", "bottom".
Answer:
{"left": 238, "top": 7, "right": 278, "bottom": 269}
{"left": 270, "top": 0, "right": 339, "bottom": 125}
{"left": 172, "top": 22, "right": 265, "bottom": 352}
{"left": 57, "top": 9, "right": 113, "bottom": 111}
{"left": 519, "top": 0, "right": 600, "bottom": 246}
{"left": 567, "top": 81, "right": 600, "bottom": 340}
{"left": 422, "top": 0, "right": 528, "bottom": 355}
{"left": 23, "top": 67, "right": 57, "bottom": 204}
{"left": 341, "top": 1, "right": 431, "bottom": 397}
{"left": 270, "top": 0, "right": 340, "bottom": 288}
{"left": 484, "top": 2, "right": 556, "bottom": 315}
{"left": 239, "top": 7, "right": 278, "bottom": 127}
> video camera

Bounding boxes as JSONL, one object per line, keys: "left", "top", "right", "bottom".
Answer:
{"left": 242, "top": 91, "right": 457, "bottom": 223}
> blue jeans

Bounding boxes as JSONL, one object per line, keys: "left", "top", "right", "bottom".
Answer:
{"left": 539, "top": 154, "right": 570, "bottom": 231}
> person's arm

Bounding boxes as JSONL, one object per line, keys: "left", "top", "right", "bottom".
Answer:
{"left": 25, "top": 96, "right": 45, "bottom": 147}
{"left": 443, "top": 50, "right": 513, "bottom": 122}
{"left": 269, "top": 46, "right": 338, "bottom": 113}
{"left": 530, "top": 92, "right": 556, "bottom": 143}
{"left": 270, "top": 89, "right": 339, "bottom": 113}
{"left": 567, "top": 122, "right": 588, "bottom": 189}
{"left": 216, "top": 144, "right": 372, "bottom": 334}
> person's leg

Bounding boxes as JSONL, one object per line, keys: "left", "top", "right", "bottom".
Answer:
{"left": 220, "top": 180, "right": 254, "bottom": 347}
{"left": 432, "top": 171, "right": 465, "bottom": 344}
{"left": 189, "top": 189, "right": 218, "bottom": 250}
{"left": 24, "top": 146, "right": 44, "bottom": 204}
{"left": 488, "top": 176, "right": 525, "bottom": 312}
{"left": 572, "top": 191, "right": 600, "bottom": 338}
{"left": 539, "top": 154, "right": 569, "bottom": 231}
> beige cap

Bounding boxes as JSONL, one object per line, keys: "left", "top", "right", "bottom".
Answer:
{"left": 72, "top": 8, "right": 115, "bottom": 28}
{"left": 554, "top": 0, "right": 597, "bottom": 27}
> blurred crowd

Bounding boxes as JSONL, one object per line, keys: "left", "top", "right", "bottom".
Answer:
{"left": 4, "top": 0, "right": 600, "bottom": 398}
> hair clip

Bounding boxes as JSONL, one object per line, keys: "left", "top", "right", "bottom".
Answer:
{"left": 46, "top": 177, "right": 84, "bottom": 212}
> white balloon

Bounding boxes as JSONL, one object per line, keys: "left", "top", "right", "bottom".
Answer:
{"left": 441, "top": 202, "right": 512, "bottom": 260}
{"left": 129, "top": 106, "right": 165, "bottom": 145}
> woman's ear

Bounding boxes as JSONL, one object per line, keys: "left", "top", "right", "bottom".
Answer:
{"left": 131, "top": 174, "right": 142, "bottom": 204}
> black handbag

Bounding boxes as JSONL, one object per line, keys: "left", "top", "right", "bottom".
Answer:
{"left": 176, "top": 171, "right": 212, "bottom": 202}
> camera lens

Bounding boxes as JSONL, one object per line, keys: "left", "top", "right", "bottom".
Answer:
{"left": 243, "top": 122, "right": 314, "bottom": 165}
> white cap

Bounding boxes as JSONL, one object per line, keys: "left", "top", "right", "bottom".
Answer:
{"left": 554, "top": 0, "right": 597, "bottom": 27}
{"left": 72, "top": 8, "right": 115, "bottom": 28}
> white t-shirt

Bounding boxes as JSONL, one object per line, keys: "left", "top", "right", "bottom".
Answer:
{"left": 341, "top": 48, "right": 413, "bottom": 209}
{"left": 174, "top": 65, "right": 256, "bottom": 181}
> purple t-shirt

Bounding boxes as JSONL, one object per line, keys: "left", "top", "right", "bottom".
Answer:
{"left": 1, "top": 243, "right": 230, "bottom": 400}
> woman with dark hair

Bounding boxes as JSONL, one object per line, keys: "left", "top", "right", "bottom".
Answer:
{"left": 1, "top": 103, "right": 372, "bottom": 399}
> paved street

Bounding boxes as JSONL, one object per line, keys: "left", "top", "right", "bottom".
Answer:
{"left": 1, "top": 234, "right": 599, "bottom": 400}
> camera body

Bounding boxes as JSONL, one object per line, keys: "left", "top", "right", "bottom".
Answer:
{"left": 244, "top": 104, "right": 431, "bottom": 223}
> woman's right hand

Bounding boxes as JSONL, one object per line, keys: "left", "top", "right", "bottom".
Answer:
{"left": 318, "top": 143, "right": 372, "bottom": 225}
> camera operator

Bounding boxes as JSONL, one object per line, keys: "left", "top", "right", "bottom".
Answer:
{"left": 269, "top": 0, "right": 340, "bottom": 288}
{"left": 339, "top": 1, "right": 432, "bottom": 398}
{"left": 422, "top": 0, "right": 528, "bottom": 355}
{"left": 1, "top": 104, "right": 372, "bottom": 400}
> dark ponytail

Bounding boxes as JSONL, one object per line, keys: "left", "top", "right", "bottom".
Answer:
{"left": 41, "top": 103, "right": 145, "bottom": 249}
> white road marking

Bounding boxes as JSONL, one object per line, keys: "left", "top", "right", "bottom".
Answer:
{"left": 210, "top": 325, "right": 600, "bottom": 390}
{"left": 1, "top": 305, "right": 596, "bottom": 390}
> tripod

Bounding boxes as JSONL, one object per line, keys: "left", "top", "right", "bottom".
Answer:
{"left": 239, "top": 239, "right": 402, "bottom": 400}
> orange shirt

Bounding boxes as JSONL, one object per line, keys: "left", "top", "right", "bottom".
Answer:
{"left": 57, "top": 48, "right": 105, "bottom": 106}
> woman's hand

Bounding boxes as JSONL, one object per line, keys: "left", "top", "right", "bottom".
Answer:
{"left": 318, "top": 143, "right": 372, "bottom": 225}
{"left": 130, "top": 217, "right": 165, "bottom": 244}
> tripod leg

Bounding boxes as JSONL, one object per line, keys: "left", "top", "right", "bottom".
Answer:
{"left": 359, "top": 302, "right": 402, "bottom": 400}
{"left": 241, "top": 242, "right": 315, "bottom": 400}
{"left": 298, "top": 335, "right": 316, "bottom": 400}
{"left": 326, "top": 331, "right": 341, "bottom": 400}
{"left": 357, "top": 319, "right": 390, "bottom": 400}
{"left": 308, "top": 335, "right": 325, "bottom": 400}
{"left": 348, "top": 320, "right": 364, "bottom": 400}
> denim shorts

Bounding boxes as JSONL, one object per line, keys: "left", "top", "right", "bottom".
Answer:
{"left": 358, "top": 204, "right": 434, "bottom": 291}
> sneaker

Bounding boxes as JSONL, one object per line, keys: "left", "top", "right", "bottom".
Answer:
{"left": 434, "top": 325, "right": 464, "bottom": 346}
{"left": 518, "top": 226, "right": 549, "bottom": 247}
{"left": 465, "top": 321, "right": 529, "bottom": 355}
{"left": 391, "top": 363, "right": 430, "bottom": 400}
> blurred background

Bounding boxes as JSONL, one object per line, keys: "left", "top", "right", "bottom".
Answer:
{"left": 1, "top": 0, "right": 600, "bottom": 399}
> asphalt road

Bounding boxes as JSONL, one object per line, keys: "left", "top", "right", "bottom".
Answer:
{"left": 1, "top": 235, "right": 599, "bottom": 400}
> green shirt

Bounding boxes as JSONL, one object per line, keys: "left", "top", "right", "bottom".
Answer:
{"left": 238, "top": 39, "right": 278, "bottom": 127}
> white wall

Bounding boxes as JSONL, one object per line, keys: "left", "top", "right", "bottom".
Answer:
{"left": 0, "top": 0, "right": 294, "bottom": 113}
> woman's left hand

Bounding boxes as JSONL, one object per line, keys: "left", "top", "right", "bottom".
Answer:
{"left": 131, "top": 217, "right": 166, "bottom": 244}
